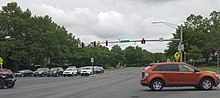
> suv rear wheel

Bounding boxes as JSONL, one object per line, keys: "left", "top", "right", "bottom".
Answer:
{"left": 150, "top": 79, "right": 164, "bottom": 91}
{"left": 199, "top": 78, "right": 213, "bottom": 90}
{"left": 0, "top": 79, "right": 5, "bottom": 89}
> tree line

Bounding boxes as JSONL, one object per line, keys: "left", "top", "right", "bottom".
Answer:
{"left": 2, "top": 2, "right": 219, "bottom": 71}
{"left": 166, "top": 11, "right": 220, "bottom": 65}
{"left": 0, "top": 2, "right": 166, "bottom": 71}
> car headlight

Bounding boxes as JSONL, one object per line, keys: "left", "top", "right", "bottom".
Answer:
{"left": 0, "top": 74, "right": 6, "bottom": 78}
{"left": 53, "top": 71, "right": 57, "bottom": 73}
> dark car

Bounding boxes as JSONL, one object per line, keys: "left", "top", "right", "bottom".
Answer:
{"left": 33, "top": 68, "right": 49, "bottom": 77}
{"left": 14, "top": 70, "right": 33, "bottom": 77}
{"left": 0, "top": 68, "right": 16, "bottom": 89}
{"left": 48, "top": 67, "right": 64, "bottom": 77}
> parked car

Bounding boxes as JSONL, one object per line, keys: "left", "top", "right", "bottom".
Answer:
{"left": 0, "top": 68, "right": 16, "bottom": 89}
{"left": 80, "top": 66, "right": 93, "bottom": 76}
{"left": 14, "top": 70, "right": 33, "bottom": 77}
{"left": 140, "top": 62, "right": 220, "bottom": 91}
{"left": 48, "top": 67, "right": 64, "bottom": 77}
{"left": 33, "top": 68, "right": 49, "bottom": 77}
{"left": 98, "top": 66, "right": 104, "bottom": 73}
{"left": 63, "top": 66, "right": 78, "bottom": 77}
{"left": 94, "top": 66, "right": 104, "bottom": 74}
{"left": 77, "top": 68, "right": 82, "bottom": 75}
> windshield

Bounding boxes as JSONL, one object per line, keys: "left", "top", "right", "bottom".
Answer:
{"left": 50, "top": 68, "right": 58, "bottom": 71}
{"left": 82, "top": 67, "right": 92, "bottom": 70}
{"left": 66, "top": 68, "right": 74, "bottom": 71}
{"left": 37, "top": 68, "right": 45, "bottom": 71}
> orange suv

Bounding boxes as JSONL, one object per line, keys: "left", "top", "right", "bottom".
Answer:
{"left": 140, "top": 62, "right": 220, "bottom": 91}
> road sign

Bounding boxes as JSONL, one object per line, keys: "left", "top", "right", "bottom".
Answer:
{"left": 159, "top": 38, "right": 163, "bottom": 42}
{"left": 120, "top": 40, "right": 130, "bottom": 43}
{"left": 91, "top": 58, "right": 94, "bottom": 63}
{"left": 0, "top": 57, "right": 3, "bottom": 65}
{"left": 174, "top": 52, "right": 180, "bottom": 60}
{"left": 0, "top": 57, "right": 3, "bottom": 69}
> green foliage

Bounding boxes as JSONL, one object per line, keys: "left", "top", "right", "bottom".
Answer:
{"left": 0, "top": 2, "right": 166, "bottom": 70}
{"left": 0, "top": 2, "right": 79, "bottom": 69}
{"left": 166, "top": 11, "right": 220, "bottom": 64}
{"left": 188, "top": 45, "right": 202, "bottom": 65}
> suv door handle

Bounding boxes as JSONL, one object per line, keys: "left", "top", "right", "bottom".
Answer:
{"left": 161, "top": 73, "right": 166, "bottom": 74}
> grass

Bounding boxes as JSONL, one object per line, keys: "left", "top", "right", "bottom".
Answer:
{"left": 195, "top": 65, "right": 220, "bottom": 72}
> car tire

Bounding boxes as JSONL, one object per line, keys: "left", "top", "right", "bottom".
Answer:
{"left": 199, "top": 78, "right": 213, "bottom": 90}
{"left": 5, "top": 82, "right": 15, "bottom": 88}
{"left": 0, "top": 79, "right": 5, "bottom": 89}
{"left": 150, "top": 79, "right": 164, "bottom": 91}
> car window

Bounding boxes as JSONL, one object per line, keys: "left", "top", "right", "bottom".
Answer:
{"left": 152, "top": 65, "right": 164, "bottom": 71}
{"left": 153, "top": 64, "right": 179, "bottom": 71}
{"left": 66, "top": 69, "right": 74, "bottom": 71}
{"left": 37, "top": 68, "right": 44, "bottom": 71}
{"left": 179, "top": 65, "right": 194, "bottom": 72}
{"left": 50, "top": 68, "right": 58, "bottom": 71}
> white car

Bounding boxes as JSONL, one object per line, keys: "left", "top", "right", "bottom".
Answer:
{"left": 63, "top": 67, "right": 78, "bottom": 77}
{"left": 94, "top": 66, "right": 104, "bottom": 74}
{"left": 80, "top": 66, "right": 93, "bottom": 76}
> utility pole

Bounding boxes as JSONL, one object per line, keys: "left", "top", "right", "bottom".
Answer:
{"left": 152, "top": 22, "right": 184, "bottom": 62}
{"left": 217, "top": 51, "right": 219, "bottom": 73}
{"left": 217, "top": 51, "right": 219, "bottom": 67}
{"left": 180, "top": 25, "right": 184, "bottom": 62}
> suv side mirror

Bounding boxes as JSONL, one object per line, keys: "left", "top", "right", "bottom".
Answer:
{"left": 194, "top": 69, "right": 200, "bottom": 72}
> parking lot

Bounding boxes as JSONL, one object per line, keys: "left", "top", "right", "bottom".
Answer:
{"left": 0, "top": 67, "right": 220, "bottom": 98}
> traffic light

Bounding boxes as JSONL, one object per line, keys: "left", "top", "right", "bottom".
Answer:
{"left": 81, "top": 42, "right": 85, "bottom": 48}
{"left": 93, "top": 41, "right": 96, "bottom": 47}
{"left": 106, "top": 40, "right": 108, "bottom": 46}
{"left": 97, "top": 41, "right": 100, "bottom": 46}
{"left": 141, "top": 38, "right": 145, "bottom": 44}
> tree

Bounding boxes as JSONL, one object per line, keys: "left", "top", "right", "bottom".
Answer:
{"left": 111, "top": 45, "right": 125, "bottom": 67}
{"left": 188, "top": 45, "right": 202, "bottom": 65}
{"left": 166, "top": 11, "right": 220, "bottom": 64}
{"left": 0, "top": 2, "right": 80, "bottom": 71}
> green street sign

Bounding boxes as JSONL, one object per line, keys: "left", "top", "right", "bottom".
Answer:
{"left": 0, "top": 57, "right": 3, "bottom": 65}
{"left": 120, "top": 40, "right": 130, "bottom": 43}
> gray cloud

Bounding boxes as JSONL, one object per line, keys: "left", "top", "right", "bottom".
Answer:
{"left": 1, "top": 0, "right": 219, "bottom": 52}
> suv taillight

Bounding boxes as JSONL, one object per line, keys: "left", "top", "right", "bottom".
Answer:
{"left": 142, "top": 72, "right": 148, "bottom": 79}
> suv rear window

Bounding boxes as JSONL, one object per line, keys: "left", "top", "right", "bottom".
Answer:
{"left": 152, "top": 64, "right": 179, "bottom": 71}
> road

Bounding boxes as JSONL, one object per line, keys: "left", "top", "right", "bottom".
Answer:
{"left": 0, "top": 67, "right": 220, "bottom": 98}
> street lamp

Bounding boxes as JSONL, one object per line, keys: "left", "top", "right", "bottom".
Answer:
{"left": 152, "top": 22, "right": 184, "bottom": 62}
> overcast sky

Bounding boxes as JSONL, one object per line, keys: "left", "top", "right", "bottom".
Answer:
{"left": 1, "top": 0, "right": 220, "bottom": 52}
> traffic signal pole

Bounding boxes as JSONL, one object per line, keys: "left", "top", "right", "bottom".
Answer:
{"left": 180, "top": 25, "right": 184, "bottom": 62}
{"left": 152, "top": 22, "right": 184, "bottom": 62}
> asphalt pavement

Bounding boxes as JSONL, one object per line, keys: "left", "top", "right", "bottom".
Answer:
{"left": 0, "top": 67, "right": 220, "bottom": 98}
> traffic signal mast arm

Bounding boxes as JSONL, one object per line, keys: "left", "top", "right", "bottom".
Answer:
{"left": 81, "top": 38, "right": 180, "bottom": 47}
{"left": 100, "top": 38, "right": 180, "bottom": 44}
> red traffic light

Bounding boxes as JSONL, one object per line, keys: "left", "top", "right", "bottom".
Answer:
{"left": 106, "top": 40, "right": 108, "bottom": 46}
{"left": 93, "top": 41, "right": 96, "bottom": 47}
{"left": 141, "top": 38, "right": 145, "bottom": 44}
{"left": 81, "top": 42, "right": 85, "bottom": 48}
